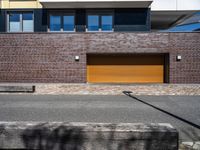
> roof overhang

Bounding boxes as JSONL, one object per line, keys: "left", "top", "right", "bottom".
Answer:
{"left": 151, "top": 11, "right": 196, "bottom": 30}
{"left": 151, "top": 0, "right": 200, "bottom": 30}
{"left": 39, "top": 0, "right": 153, "bottom": 8}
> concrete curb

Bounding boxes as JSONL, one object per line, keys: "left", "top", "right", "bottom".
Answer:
{"left": 0, "top": 86, "right": 35, "bottom": 93}
{"left": 0, "top": 122, "right": 178, "bottom": 150}
{"left": 180, "top": 142, "right": 200, "bottom": 150}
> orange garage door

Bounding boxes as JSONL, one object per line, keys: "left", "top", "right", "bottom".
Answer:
{"left": 87, "top": 54, "right": 164, "bottom": 83}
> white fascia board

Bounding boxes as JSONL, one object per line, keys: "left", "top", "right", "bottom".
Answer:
{"left": 40, "top": 0, "right": 152, "bottom": 2}
{"left": 39, "top": 0, "right": 153, "bottom": 8}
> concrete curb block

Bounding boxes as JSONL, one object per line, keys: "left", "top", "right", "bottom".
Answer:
{"left": 180, "top": 142, "right": 200, "bottom": 150}
{"left": 0, "top": 122, "right": 178, "bottom": 150}
{"left": 0, "top": 86, "right": 35, "bottom": 93}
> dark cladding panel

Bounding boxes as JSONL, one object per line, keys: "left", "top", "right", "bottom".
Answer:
{"left": 34, "top": 9, "right": 48, "bottom": 32}
{"left": 76, "top": 9, "right": 86, "bottom": 32}
{"left": 0, "top": 9, "right": 6, "bottom": 32}
{"left": 115, "top": 8, "right": 147, "bottom": 25}
{"left": 114, "top": 8, "right": 150, "bottom": 31}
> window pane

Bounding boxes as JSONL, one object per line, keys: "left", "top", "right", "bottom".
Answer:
{"left": 102, "top": 16, "right": 113, "bottom": 31}
{"left": 63, "top": 16, "right": 74, "bottom": 31}
{"left": 22, "top": 13, "right": 33, "bottom": 32}
{"left": 23, "top": 13, "right": 33, "bottom": 20}
{"left": 9, "top": 13, "right": 20, "bottom": 32}
{"left": 50, "top": 15, "right": 61, "bottom": 31}
{"left": 88, "top": 15, "right": 99, "bottom": 31}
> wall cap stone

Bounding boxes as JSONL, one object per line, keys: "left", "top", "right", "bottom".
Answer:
{"left": 0, "top": 122, "right": 178, "bottom": 150}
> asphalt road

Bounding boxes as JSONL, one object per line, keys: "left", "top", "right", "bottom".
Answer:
{"left": 0, "top": 94, "right": 199, "bottom": 141}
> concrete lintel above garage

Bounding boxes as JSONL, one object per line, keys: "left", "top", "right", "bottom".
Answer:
{"left": 39, "top": 0, "right": 153, "bottom": 8}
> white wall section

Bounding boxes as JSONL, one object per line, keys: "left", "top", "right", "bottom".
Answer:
{"left": 177, "top": 0, "right": 200, "bottom": 10}
{"left": 151, "top": 0, "right": 200, "bottom": 11}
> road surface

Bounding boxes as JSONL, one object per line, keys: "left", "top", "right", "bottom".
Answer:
{"left": 0, "top": 94, "right": 199, "bottom": 141}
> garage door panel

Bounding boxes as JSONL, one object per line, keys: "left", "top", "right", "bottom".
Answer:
{"left": 87, "top": 65, "right": 164, "bottom": 83}
{"left": 87, "top": 55, "right": 164, "bottom": 83}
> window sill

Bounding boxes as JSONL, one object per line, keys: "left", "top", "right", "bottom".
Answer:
{"left": 48, "top": 31, "right": 76, "bottom": 33}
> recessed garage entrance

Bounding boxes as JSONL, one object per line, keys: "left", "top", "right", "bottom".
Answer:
{"left": 87, "top": 54, "right": 168, "bottom": 83}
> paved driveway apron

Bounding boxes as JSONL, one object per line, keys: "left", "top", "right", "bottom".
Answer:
{"left": 0, "top": 95, "right": 199, "bottom": 141}
{"left": 130, "top": 95, "right": 200, "bottom": 141}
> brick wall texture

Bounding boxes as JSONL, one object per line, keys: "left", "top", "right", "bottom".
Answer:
{"left": 0, "top": 32, "right": 199, "bottom": 83}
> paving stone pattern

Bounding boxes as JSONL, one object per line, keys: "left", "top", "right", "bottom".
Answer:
{"left": 34, "top": 84, "right": 200, "bottom": 95}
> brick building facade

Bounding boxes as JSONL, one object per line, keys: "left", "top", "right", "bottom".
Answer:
{"left": 0, "top": 32, "right": 199, "bottom": 83}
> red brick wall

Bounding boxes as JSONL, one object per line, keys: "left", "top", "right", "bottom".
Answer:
{"left": 0, "top": 32, "right": 199, "bottom": 83}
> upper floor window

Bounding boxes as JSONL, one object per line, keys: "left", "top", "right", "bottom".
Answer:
{"left": 49, "top": 12, "right": 75, "bottom": 32}
{"left": 7, "top": 12, "right": 33, "bottom": 32}
{"left": 63, "top": 16, "right": 75, "bottom": 31}
{"left": 87, "top": 11, "right": 113, "bottom": 32}
{"left": 50, "top": 15, "right": 61, "bottom": 31}
{"left": 87, "top": 15, "right": 99, "bottom": 31}
{"left": 101, "top": 15, "right": 113, "bottom": 31}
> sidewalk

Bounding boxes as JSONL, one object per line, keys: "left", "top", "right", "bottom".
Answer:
{"left": 0, "top": 83, "right": 200, "bottom": 95}
{"left": 35, "top": 84, "right": 200, "bottom": 95}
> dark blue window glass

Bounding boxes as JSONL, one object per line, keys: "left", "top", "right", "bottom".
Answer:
{"left": 63, "top": 16, "right": 74, "bottom": 31}
{"left": 88, "top": 15, "right": 99, "bottom": 31}
{"left": 22, "top": 13, "right": 33, "bottom": 20}
{"left": 101, "top": 16, "right": 113, "bottom": 31}
{"left": 9, "top": 13, "right": 20, "bottom": 32}
{"left": 10, "top": 13, "right": 20, "bottom": 22}
{"left": 50, "top": 15, "right": 61, "bottom": 31}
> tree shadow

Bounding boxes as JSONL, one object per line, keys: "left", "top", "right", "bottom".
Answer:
{"left": 22, "top": 123, "right": 84, "bottom": 150}
{"left": 0, "top": 123, "right": 178, "bottom": 150}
